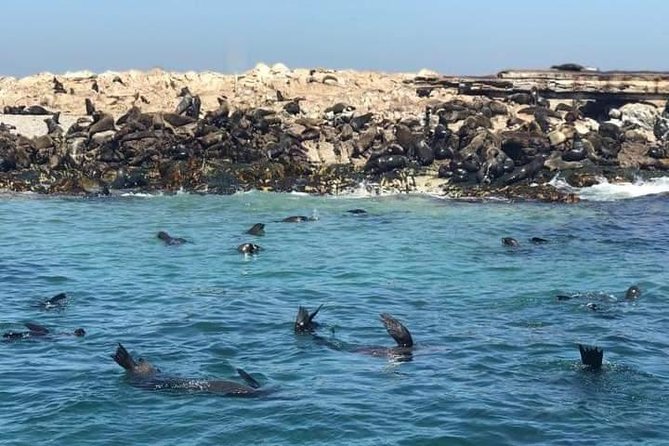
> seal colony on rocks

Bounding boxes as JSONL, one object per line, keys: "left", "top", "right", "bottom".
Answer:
{"left": 1, "top": 65, "right": 667, "bottom": 201}
{"left": 111, "top": 343, "right": 265, "bottom": 396}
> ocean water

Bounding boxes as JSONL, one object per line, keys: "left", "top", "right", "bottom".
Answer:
{"left": 0, "top": 185, "right": 668, "bottom": 446}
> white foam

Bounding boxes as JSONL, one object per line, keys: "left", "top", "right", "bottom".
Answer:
{"left": 576, "top": 176, "right": 669, "bottom": 201}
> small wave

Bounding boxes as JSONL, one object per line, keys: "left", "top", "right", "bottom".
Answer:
{"left": 576, "top": 176, "right": 669, "bottom": 201}
{"left": 119, "top": 192, "right": 161, "bottom": 198}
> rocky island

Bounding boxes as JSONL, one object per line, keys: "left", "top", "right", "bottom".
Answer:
{"left": 1, "top": 63, "right": 668, "bottom": 201}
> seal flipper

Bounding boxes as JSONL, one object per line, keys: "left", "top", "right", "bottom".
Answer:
{"left": 236, "top": 368, "right": 261, "bottom": 389}
{"left": 25, "top": 322, "right": 49, "bottom": 334}
{"left": 112, "top": 343, "right": 138, "bottom": 370}
{"left": 309, "top": 304, "right": 323, "bottom": 324}
{"left": 380, "top": 313, "right": 413, "bottom": 348}
{"left": 579, "top": 344, "right": 603, "bottom": 369}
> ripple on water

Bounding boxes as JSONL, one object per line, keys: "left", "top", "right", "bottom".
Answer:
{"left": 0, "top": 192, "right": 668, "bottom": 445}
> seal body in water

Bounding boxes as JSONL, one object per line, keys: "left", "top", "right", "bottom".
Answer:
{"left": 294, "top": 305, "right": 323, "bottom": 333}
{"left": 246, "top": 223, "right": 265, "bottom": 236}
{"left": 111, "top": 343, "right": 264, "bottom": 396}
{"left": 280, "top": 216, "right": 315, "bottom": 223}
{"left": 3, "top": 322, "right": 85, "bottom": 341}
{"left": 579, "top": 344, "right": 603, "bottom": 369}
{"left": 157, "top": 231, "right": 188, "bottom": 246}
{"left": 502, "top": 237, "right": 519, "bottom": 247}
{"left": 299, "top": 308, "right": 414, "bottom": 361}
{"left": 237, "top": 243, "right": 262, "bottom": 254}
{"left": 346, "top": 209, "right": 367, "bottom": 215}
{"left": 37, "top": 292, "right": 68, "bottom": 310}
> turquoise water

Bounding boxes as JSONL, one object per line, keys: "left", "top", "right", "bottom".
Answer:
{"left": 1, "top": 191, "right": 668, "bottom": 445}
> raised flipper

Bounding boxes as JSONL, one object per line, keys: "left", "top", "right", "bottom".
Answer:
{"left": 380, "top": 313, "right": 413, "bottom": 348}
{"left": 579, "top": 344, "right": 603, "bottom": 369}
{"left": 309, "top": 304, "right": 323, "bottom": 324}
{"left": 236, "top": 368, "right": 261, "bottom": 389}
{"left": 112, "top": 343, "right": 137, "bottom": 370}
{"left": 25, "top": 322, "right": 49, "bottom": 334}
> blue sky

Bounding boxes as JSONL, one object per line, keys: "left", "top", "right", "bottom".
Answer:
{"left": 2, "top": 0, "right": 668, "bottom": 76}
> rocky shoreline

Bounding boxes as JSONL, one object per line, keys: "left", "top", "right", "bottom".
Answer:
{"left": 1, "top": 64, "right": 668, "bottom": 201}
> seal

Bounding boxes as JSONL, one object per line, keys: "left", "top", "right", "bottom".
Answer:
{"left": 579, "top": 344, "right": 603, "bottom": 369}
{"left": 502, "top": 237, "right": 519, "bottom": 247}
{"left": 346, "top": 209, "right": 367, "bottom": 215}
{"left": 157, "top": 231, "right": 188, "bottom": 246}
{"left": 111, "top": 343, "right": 264, "bottom": 396}
{"left": 625, "top": 285, "right": 641, "bottom": 300}
{"left": 280, "top": 216, "right": 314, "bottom": 223}
{"left": 3, "top": 322, "right": 85, "bottom": 341}
{"left": 301, "top": 310, "right": 414, "bottom": 361}
{"left": 237, "top": 243, "right": 261, "bottom": 254}
{"left": 294, "top": 305, "right": 323, "bottom": 333}
{"left": 246, "top": 223, "right": 265, "bottom": 236}
{"left": 38, "top": 292, "right": 68, "bottom": 310}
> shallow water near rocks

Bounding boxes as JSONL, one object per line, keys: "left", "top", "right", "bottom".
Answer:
{"left": 1, "top": 190, "right": 668, "bottom": 445}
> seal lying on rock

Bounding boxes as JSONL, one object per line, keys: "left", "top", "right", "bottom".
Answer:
{"left": 157, "top": 231, "right": 188, "bottom": 245}
{"left": 111, "top": 343, "right": 264, "bottom": 396}
{"left": 3, "top": 322, "right": 85, "bottom": 341}
{"left": 578, "top": 344, "right": 603, "bottom": 369}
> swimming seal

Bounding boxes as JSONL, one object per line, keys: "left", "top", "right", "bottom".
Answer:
{"left": 294, "top": 305, "right": 323, "bottom": 334}
{"left": 112, "top": 343, "right": 264, "bottom": 396}
{"left": 502, "top": 237, "right": 519, "bottom": 247}
{"left": 280, "top": 216, "right": 315, "bottom": 223}
{"left": 346, "top": 209, "right": 367, "bottom": 215}
{"left": 3, "top": 322, "right": 85, "bottom": 341}
{"left": 305, "top": 312, "right": 414, "bottom": 361}
{"left": 38, "top": 292, "right": 68, "bottom": 310}
{"left": 246, "top": 223, "right": 265, "bottom": 236}
{"left": 237, "top": 243, "right": 261, "bottom": 254}
{"left": 578, "top": 344, "right": 603, "bottom": 369}
{"left": 157, "top": 231, "right": 188, "bottom": 245}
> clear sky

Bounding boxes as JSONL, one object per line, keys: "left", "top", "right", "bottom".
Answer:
{"left": 3, "top": 0, "right": 668, "bottom": 77}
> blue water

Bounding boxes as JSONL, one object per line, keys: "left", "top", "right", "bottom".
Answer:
{"left": 1, "top": 192, "right": 668, "bottom": 445}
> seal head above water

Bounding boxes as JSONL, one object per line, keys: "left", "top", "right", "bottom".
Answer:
{"left": 625, "top": 285, "right": 641, "bottom": 300}
{"left": 502, "top": 237, "right": 520, "bottom": 247}
{"left": 238, "top": 243, "right": 262, "bottom": 254}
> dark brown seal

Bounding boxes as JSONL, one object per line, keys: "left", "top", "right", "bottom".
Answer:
{"left": 111, "top": 343, "right": 264, "bottom": 396}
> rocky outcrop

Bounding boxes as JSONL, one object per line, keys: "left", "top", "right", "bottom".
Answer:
{"left": 1, "top": 66, "right": 668, "bottom": 201}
